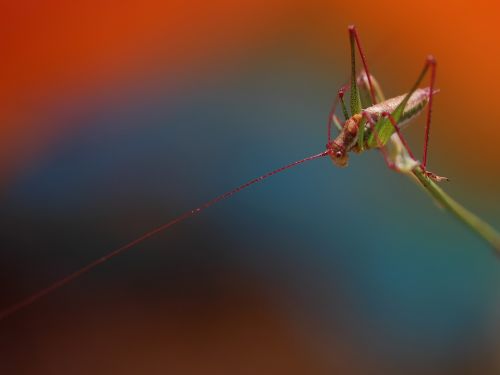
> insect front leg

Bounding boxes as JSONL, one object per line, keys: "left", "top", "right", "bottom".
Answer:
{"left": 327, "top": 84, "right": 349, "bottom": 142}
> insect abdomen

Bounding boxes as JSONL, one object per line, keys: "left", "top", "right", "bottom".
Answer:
{"left": 363, "top": 87, "right": 435, "bottom": 129}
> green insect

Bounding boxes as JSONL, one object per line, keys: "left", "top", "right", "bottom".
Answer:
{"left": 326, "top": 25, "right": 445, "bottom": 183}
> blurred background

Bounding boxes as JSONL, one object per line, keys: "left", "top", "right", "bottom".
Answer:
{"left": 1, "top": 1, "right": 500, "bottom": 374}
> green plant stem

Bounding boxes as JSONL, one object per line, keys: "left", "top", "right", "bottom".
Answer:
{"left": 411, "top": 167, "right": 500, "bottom": 253}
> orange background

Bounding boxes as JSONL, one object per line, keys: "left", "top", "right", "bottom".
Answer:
{"left": 2, "top": 0, "right": 500, "bottom": 187}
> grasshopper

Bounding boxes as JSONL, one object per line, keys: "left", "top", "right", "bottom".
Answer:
{"left": 327, "top": 25, "right": 445, "bottom": 183}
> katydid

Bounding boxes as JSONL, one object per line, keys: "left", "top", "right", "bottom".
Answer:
{"left": 1, "top": 25, "right": 498, "bottom": 322}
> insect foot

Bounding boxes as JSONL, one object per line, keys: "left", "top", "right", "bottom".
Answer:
{"left": 424, "top": 170, "right": 449, "bottom": 182}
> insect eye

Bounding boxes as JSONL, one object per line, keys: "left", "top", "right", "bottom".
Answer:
{"left": 335, "top": 151, "right": 343, "bottom": 158}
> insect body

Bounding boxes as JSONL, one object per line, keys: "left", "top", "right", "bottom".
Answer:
{"left": 324, "top": 25, "right": 445, "bottom": 183}
{"left": 328, "top": 87, "right": 434, "bottom": 168}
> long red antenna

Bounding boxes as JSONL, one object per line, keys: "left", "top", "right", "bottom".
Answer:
{"left": 0, "top": 150, "right": 329, "bottom": 321}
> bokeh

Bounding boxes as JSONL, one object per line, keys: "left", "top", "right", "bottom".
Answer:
{"left": 1, "top": 1, "right": 500, "bottom": 374}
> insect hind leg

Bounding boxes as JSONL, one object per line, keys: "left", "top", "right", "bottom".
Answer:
{"left": 422, "top": 56, "right": 436, "bottom": 170}
{"left": 382, "top": 111, "right": 449, "bottom": 182}
{"left": 348, "top": 25, "right": 377, "bottom": 105}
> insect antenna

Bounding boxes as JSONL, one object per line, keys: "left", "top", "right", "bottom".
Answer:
{"left": 0, "top": 150, "right": 329, "bottom": 321}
